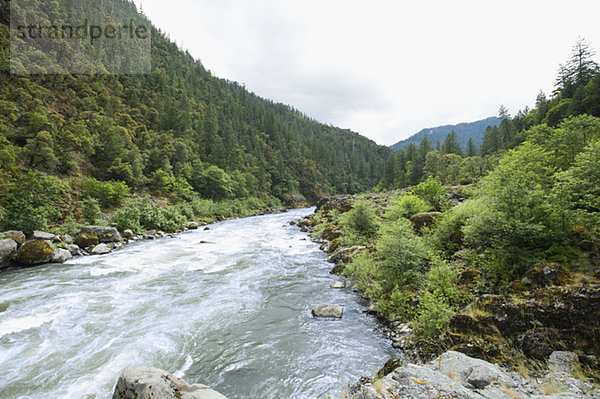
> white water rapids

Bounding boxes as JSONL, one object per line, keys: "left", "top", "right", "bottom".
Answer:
{"left": 0, "top": 208, "right": 396, "bottom": 398}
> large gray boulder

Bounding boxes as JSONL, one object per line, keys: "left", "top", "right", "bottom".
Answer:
{"left": 2, "top": 230, "right": 25, "bottom": 245}
{"left": 52, "top": 248, "right": 73, "bottom": 263}
{"left": 112, "top": 366, "right": 227, "bottom": 399}
{"left": 67, "top": 244, "right": 84, "bottom": 256}
{"left": 80, "top": 226, "right": 122, "bottom": 243}
{"left": 311, "top": 303, "right": 343, "bottom": 318}
{"left": 0, "top": 238, "right": 18, "bottom": 269}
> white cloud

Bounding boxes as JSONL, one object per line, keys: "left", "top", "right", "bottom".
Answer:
{"left": 135, "top": 0, "right": 600, "bottom": 145}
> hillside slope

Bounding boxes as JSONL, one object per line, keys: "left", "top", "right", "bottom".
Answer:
{"left": 0, "top": 0, "right": 389, "bottom": 212}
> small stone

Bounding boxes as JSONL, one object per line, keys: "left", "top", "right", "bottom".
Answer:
{"left": 187, "top": 221, "right": 199, "bottom": 229}
{"left": 61, "top": 234, "right": 73, "bottom": 244}
{"left": 91, "top": 243, "right": 111, "bottom": 255}
{"left": 52, "top": 248, "right": 73, "bottom": 263}
{"left": 122, "top": 229, "right": 134, "bottom": 239}
{"left": 204, "top": 227, "right": 210, "bottom": 231}
{"left": 67, "top": 244, "right": 84, "bottom": 256}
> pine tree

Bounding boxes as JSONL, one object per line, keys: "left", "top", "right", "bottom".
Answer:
{"left": 441, "top": 131, "right": 464, "bottom": 157}
{"left": 466, "top": 138, "right": 477, "bottom": 157}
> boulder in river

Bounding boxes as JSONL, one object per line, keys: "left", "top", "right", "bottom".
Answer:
{"left": 187, "top": 221, "right": 199, "bottom": 229}
{"left": 311, "top": 303, "right": 343, "bottom": 318}
{"left": 74, "top": 231, "right": 99, "bottom": 249}
{"left": 91, "top": 243, "right": 111, "bottom": 255}
{"left": 330, "top": 280, "right": 346, "bottom": 289}
{"left": 52, "top": 248, "right": 73, "bottom": 263}
{"left": 0, "top": 238, "right": 18, "bottom": 269}
{"left": 18, "top": 239, "right": 55, "bottom": 265}
{"left": 112, "top": 366, "right": 228, "bottom": 399}
{"left": 80, "top": 226, "right": 122, "bottom": 243}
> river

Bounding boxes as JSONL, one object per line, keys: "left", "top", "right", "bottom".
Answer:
{"left": 0, "top": 208, "right": 397, "bottom": 399}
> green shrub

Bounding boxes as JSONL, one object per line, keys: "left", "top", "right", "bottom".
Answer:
{"left": 110, "top": 203, "right": 142, "bottom": 233}
{"left": 431, "top": 199, "right": 489, "bottom": 254}
{"left": 386, "top": 194, "right": 431, "bottom": 221}
{"left": 57, "top": 215, "right": 83, "bottom": 237}
{"left": 81, "top": 197, "right": 102, "bottom": 224}
{"left": 341, "top": 199, "right": 379, "bottom": 239}
{"left": 0, "top": 171, "right": 66, "bottom": 232}
{"left": 344, "top": 252, "right": 378, "bottom": 294}
{"left": 413, "top": 292, "right": 455, "bottom": 339}
{"left": 82, "top": 177, "right": 130, "bottom": 208}
{"left": 412, "top": 176, "right": 448, "bottom": 211}
{"left": 377, "top": 218, "right": 430, "bottom": 288}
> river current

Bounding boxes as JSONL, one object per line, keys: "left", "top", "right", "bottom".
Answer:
{"left": 0, "top": 208, "right": 396, "bottom": 398}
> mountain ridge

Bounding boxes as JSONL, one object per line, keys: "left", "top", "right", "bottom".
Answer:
{"left": 390, "top": 116, "right": 500, "bottom": 152}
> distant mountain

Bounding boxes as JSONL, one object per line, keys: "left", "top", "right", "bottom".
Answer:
{"left": 390, "top": 117, "right": 501, "bottom": 152}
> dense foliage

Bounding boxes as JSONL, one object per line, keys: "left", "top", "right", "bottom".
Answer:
{"left": 0, "top": 0, "right": 388, "bottom": 232}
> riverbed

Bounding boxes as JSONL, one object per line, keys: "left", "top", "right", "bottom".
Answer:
{"left": 0, "top": 208, "right": 396, "bottom": 398}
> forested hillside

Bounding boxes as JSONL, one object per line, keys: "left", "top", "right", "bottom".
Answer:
{"left": 390, "top": 116, "right": 499, "bottom": 152}
{"left": 0, "top": 0, "right": 389, "bottom": 233}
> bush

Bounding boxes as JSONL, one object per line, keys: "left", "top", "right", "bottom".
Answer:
{"left": 385, "top": 194, "right": 431, "bottom": 221}
{"left": 341, "top": 199, "right": 379, "bottom": 239}
{"left": 431, "top": 199, "right": 489, "bottom": 254}
{"left": 343, "top": 252, "right": 378, "bottom": 294}
{"left": 82, "top": 177, "right": 130, "bottom": 208}
{"left": 412, "top": 176, "right": 448, "bottom": 211}
{"left": 110, "top": 203, "right": 142, "bottom": 233}
{"left": 81, "top": 197, "right": 101, "bottom": 224}
{"left": 377, "top": 218, "right": 430, "bottom": 287}
{"left": 413, "top": 292, "right": 455, "bottom": 339}
{"left": 0, "top": 171, "right": 66, "bottom": 232}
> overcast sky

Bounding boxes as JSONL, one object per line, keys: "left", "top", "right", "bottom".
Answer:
{"left": 133, "top": 0, "right": 600, "bottom": 146}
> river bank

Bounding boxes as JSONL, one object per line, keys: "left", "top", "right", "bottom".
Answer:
{"left": 298, "top": 191, "right": 600, "bottom": 397}
{"left": 0, "top": 205, "right": 287, "bottom": 273}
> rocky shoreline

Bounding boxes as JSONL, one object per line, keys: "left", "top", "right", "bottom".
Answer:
{"left": 296, "top": 192, "right": 600, "bottom": 398}
{"left": 0, "top": 208, "right": 286, "bottom": 273}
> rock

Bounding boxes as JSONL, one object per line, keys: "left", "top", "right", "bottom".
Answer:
{"left": 29, "top": 230, "right": 57, "bottom": 241}
{"left": 112, "top": 366, "right": 227, "bottom": 399}
{"left": 52, "top": 248, "right": 73, "bottom": 263}
{"left": 91, "top": 243, "right": 111, "bottom": 255}
{"left": 3, "top": 230, "right": 25, "bottom": 245}
{"left": 122, "top": 229, "right": 134, "bottom": 239}
{"left": 330, "top": 280, "right": 346, "bottom": 289}
{"left": 358, "top": 362, "right": 483, "bottom": 399}
{"left": 328, "top": 245, "right": 366, "bottom": 265}
{"left": 74, "top": 231, "right": 99, "bottom": 249}
{"left": 144, "top": 230, "right": 157, "bottom": 239}
{"left": 578, "top": 239, "right": 595, "bottom": 251}
{"left": 357, "top": 351, "right": 536, "bottom": 399}
{"left": 321, "top": 224, "right": 343, "bottom": 241}
{"left": 18, "top": 239, "right": 55, "bottom": 265}
{"left": 521, "top": 263, "right": 571, "bottom": 288}
{"left": 187, "top": 221, "right": 199, "bottom": 229}
{"left": 79, "top": 226, "right": 122, "bottom": 243}
{"left": 311, "top": 303, "right": 343, "bottom": 318}
{"left": 409, "top": 212, "right": 442, "bottom": 232}
{"left": 203, "top": 227, "right": 210, "bottom": 231}
{"left": 0, "top": 238, "right": 18, "bottom": 269}
{"left": 67, "top": 244, "right": 84, "bottom": 256}
{"left": 283, "top": 193, "right": 307, "bottom": 208}
{"left": 61, "top": 234, "right": 73, "bottom": 244}
{"left": 548, "top": 351, "right": 580, "bottom": 374}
